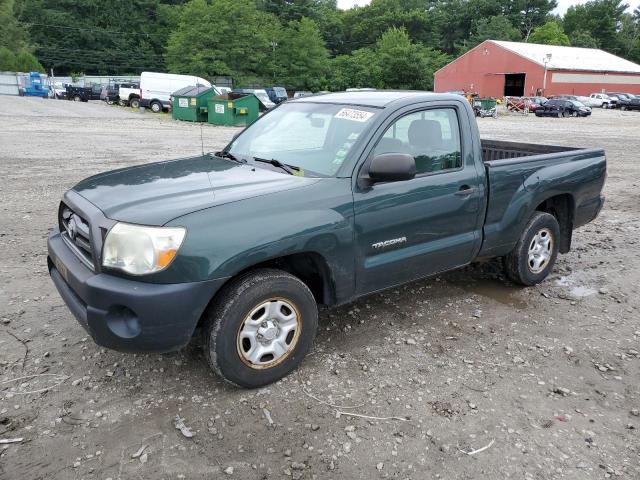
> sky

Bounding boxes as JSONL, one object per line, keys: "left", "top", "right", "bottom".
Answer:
{"left": 336, "top": 0, "right": 640, "bottom": 15}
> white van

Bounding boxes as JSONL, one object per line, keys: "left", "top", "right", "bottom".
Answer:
{"left": 140, "top": 72, "right": 218, "bottom": 112}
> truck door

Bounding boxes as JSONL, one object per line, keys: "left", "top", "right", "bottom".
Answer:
{"left": 352, "top": 104, "right": 484, "bottom": 295}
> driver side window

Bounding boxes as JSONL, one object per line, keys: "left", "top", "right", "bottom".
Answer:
{"left": 374, "top": 108, "right": 462, "bottom": 175}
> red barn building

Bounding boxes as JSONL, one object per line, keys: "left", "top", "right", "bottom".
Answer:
{"left": 434, "top": 40, "right": 640, "bottom": 97}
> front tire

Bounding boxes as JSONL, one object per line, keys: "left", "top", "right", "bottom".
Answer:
{"left": 504, "top": 212, "right": 560, "bottom": 286}
{"left": 129, "top": 97, "right": 140, "bottom": 109}
{"left": 203, "top": 269, "right": 318, "bottom": 388}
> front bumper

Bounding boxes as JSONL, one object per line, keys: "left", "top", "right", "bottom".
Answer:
{"left": 48, "top": 230, "right": 228, "bottom": 353}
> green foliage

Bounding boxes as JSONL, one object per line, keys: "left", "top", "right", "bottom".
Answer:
{"left": 341, "top": 0, "right": 438, "bottom": 54}
{"left": 528, "top": 21, "right": 571, "bottom": 46}
{"left": 15, "top": 49, "right": 44, "bottom": 71}
{"left": 276, "top": 17, "right": 330, "bottom": 90}
{"left": 18, "top": 0, "right": 178, "bottom": 74}
{"left": 468, "top": 15, "right": 522, "bottom": 48}
{"left": 563, "top": 0, "right": 627, "bottom": 53}
{"left": 0, "top": 46, "right": 42, "bottom": 71}
{"left": 0, "top": 0, "right": 636, "bottom": 89}
{"left": 166, "top": 0, "right": 278, "bottom": 84}
{"left": 375, "top": 27, "right": 446, "bottom": 90}
{"left": 0, "top": 46, "right": 18, "bottom": 70}
{"left": 570, "top": 30, "right": 600, "bottom": 48}
{"left": 331, "top": 27, "right": 451, "bottom": 91}
{"left": 331, "top": 48, "right": 382, "bottom": 90}
{"left": 0, "top": 0, "right": 29, "bottom": 51}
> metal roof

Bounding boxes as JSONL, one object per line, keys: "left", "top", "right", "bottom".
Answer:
{"left": 292, "top": 90, "right": 457, "bottom": 107}
{"left": 491, "top": 40, "right": 640, "bottom": 74}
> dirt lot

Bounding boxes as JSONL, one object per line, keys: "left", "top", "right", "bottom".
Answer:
{"left": 0, "top": 96, "right": 639, "bottom": 480}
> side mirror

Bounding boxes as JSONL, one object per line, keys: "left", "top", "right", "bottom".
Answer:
{"left": 368, "top": 153, "right": 416, "bottom": 183}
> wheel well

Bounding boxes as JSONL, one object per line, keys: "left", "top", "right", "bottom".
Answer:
{"left": 535, "top": 194, "right": 574, "bottom": 253}
{"left": 237, "top": 253, "right": 335, "bottom": 306}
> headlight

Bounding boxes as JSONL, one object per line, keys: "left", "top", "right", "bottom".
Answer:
{"left": 102, "top": 223, "right": 186, "bottom": 275}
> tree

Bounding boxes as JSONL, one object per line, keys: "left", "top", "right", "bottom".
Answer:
{"left": 468, "top": 15, "right": 522, "bottom": 48}
{"left": 528, "top": 21, "right": 571, "bottom": 45}
{"left": 341, "top": 0, "right": 437, "bottom": 54}
{"left": 257, "top": 0, "right": 336, "bottom": 22}
{"left": 331, "top": 48, "right": 382, "bottom": 90}
{"left": 563, "top": 0, "right": 627, "bottom": 54}
{"left": 504, "top": 0, "right": 558, "bottom": 39}
{"left": 0, "top": 0, "right": 29, "bottom": 51}
{"left": 276, "top": 17, "right": 330, "bottom": 90}
{"left": 375, "top": 27, "right": 450, "bottom": 90}
{"left": 18, "top": 0, "right": 178, "bottom": 75}
{"left": 617, "top": 13, "right": 640, "bottom": 62}
{"left": 0, "top": 46, "right": 18, "bottom": 70}
{"left": 166, "top": 0, "right": 278, "bottom": 84}
{"left": 15, "top": 49, "right": 44, "bottom": 71}
{"left": 570, "top": 30, "right": 600, "bottom": 48}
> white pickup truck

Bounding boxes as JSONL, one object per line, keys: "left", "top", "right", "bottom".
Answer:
{"left": 588, "top": 93, "right": 614, "bottom": 108}
{"left": 118, "top": 83, "right": 140, "bottom": 108}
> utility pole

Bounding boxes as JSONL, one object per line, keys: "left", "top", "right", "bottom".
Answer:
{"left": 542, "top": 53, "right": 552, "bottom": 94}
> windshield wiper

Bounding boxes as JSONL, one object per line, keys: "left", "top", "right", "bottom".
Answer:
{"left": 252, "top": 157, "right": 300, "bottom": 175}
{"left": 214, "top": 150, "right": 245, "bottom": 163}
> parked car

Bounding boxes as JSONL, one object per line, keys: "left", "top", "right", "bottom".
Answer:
{"left": 535, "top": 99, "right": 591, "bottom": 117}
{"left": 217, "top": 86, "right": 232, "bottom": 95}
{"left": 48, "top": 91, "right": 606, "bottom": 388}
{"left": 66, "top": 84, "right": 102, "bottom": 102}
{"left": 555, "top": 94, "right": 591, "bottom": 105}
{"left": 507, "top": 96, "right": 547, "bottom": 112}
{"left": 588, "top": 93, "right": 614, "bottom": 108}
{"left": 609, "top": 93, "right": 639, "bottom": 111}
{"left": 48, "top": 82, "right": 67, "bottom": 100}
{"left": 265, "top": 86, "right": 288, "bottom": 104}
{"left": 100, "top": 85, "right": 119, "bottom": 105}
{"left": 139, "top": 72, "right": 216, "bottom": 113}
{"left": 117, "top": 83, "right": 141, "bottom": 108}
{"left": 232, "top": 88, "right": 276, "bottom": 111}
{"left": 608, "top": 93, "right": 633, "bottom": 110}
{"left": 622, "top": 94, "right": 640, "bottom": 111}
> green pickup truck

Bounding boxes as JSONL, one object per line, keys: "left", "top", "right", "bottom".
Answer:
{"left": 48, "top": 91, "right": 606, "bottom": 387}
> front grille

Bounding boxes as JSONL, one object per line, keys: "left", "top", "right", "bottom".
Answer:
{"left": 59, "top": 203, "right": 95, "bottom": 269}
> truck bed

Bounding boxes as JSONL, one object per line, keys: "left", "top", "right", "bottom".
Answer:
{"left": 478, "top": 138, "right": 606, "bottom": 259}
{"left": 481, "top": 139, "right": 579, "bottom": 162}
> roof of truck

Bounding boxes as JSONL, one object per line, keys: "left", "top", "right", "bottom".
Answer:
{"left": 292, "top": 90, "right": 456, "bottom": 108}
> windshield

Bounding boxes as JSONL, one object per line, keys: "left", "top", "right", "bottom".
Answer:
{"left": 226, "top": 102, "right": 378, "bottom": 176}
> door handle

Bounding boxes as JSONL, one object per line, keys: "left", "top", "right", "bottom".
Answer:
{"left": 455, "top": 186, "right": 475, "bottom": 196}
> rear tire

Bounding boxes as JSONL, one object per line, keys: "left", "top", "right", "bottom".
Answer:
{"left": 504, "top": 212, "right": 560, "bottom": 286}
{"left": 203, "top": 268, "right": 318, "bottom": 388}
{"left": 73, "top": 95, "right": 81, "bottom": 102}
{"left": 129, "top": 97, "right": 140, "bottom": 109}
{"left": 150, "top": 101, "right": 162, "bottom": 113}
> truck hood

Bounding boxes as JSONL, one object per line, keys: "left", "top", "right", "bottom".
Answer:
{"left": 73, "top": 155, "right": 318, "bottom": 225}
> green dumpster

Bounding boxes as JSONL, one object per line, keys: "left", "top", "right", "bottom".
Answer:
{"left": 207, "top": 94, "right": 260, "bottom": 126}
{"left": 171, "top": 85, "right": 217, "bottom": 122}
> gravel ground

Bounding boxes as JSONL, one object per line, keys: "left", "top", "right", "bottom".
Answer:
{"left": 0, "top": 96, "right": 639, "bottom": 480}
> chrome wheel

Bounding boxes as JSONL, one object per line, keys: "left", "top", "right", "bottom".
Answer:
{"left": 237, "top": 298, "right": 301, "bottom": 369}
{"left": 528, "top": 228, "right": 553, "bottom": 273}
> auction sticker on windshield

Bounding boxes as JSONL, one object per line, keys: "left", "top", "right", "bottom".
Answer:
{"left": 335, "top": 108, "right": 374, "bottom": 122}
